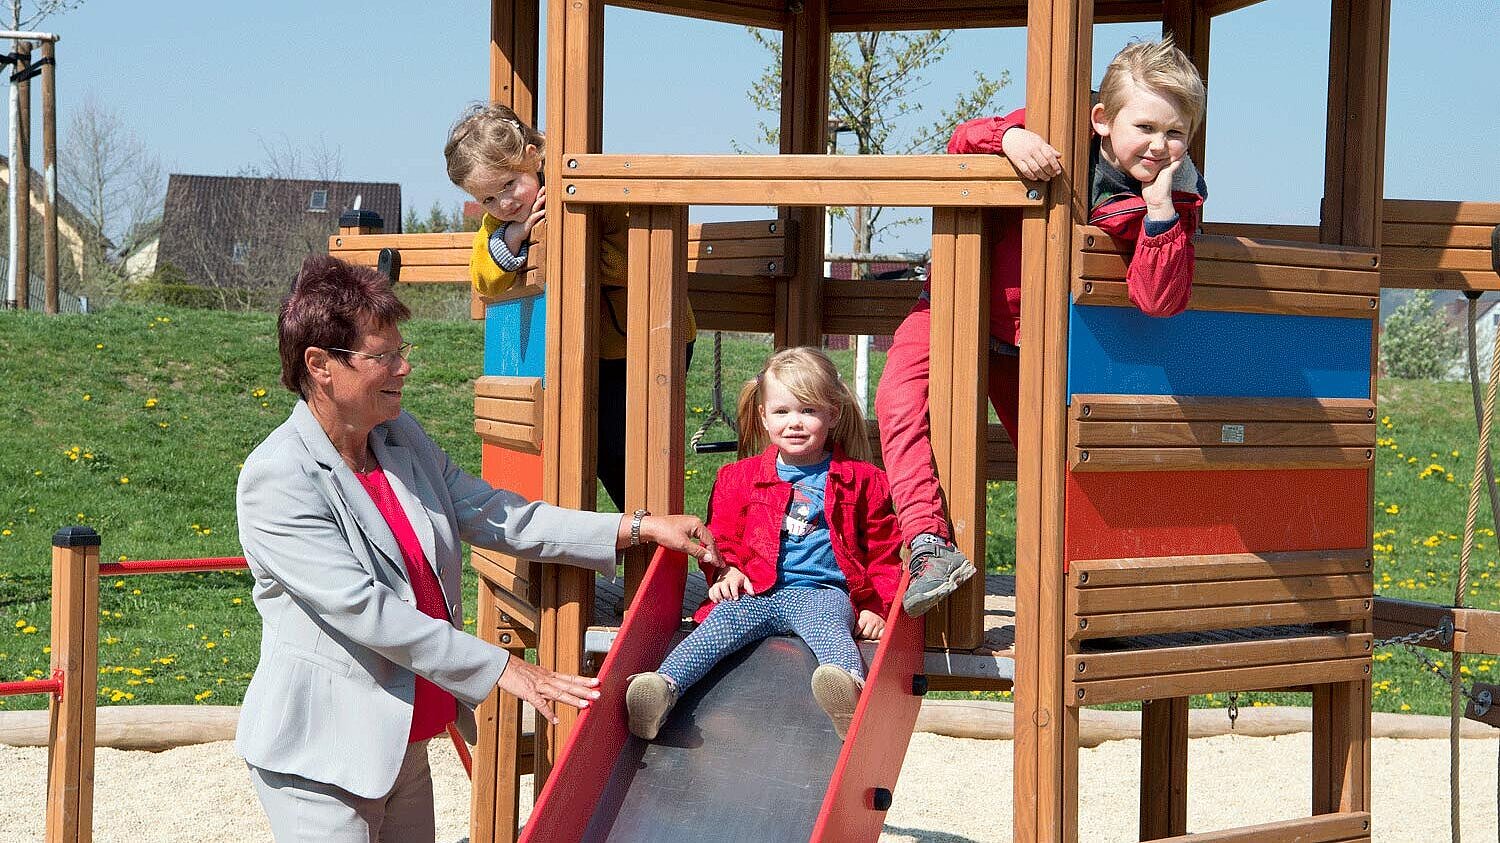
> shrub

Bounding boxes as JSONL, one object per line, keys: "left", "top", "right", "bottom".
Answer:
{"left": 1381, "top": 290, "right": 1461, "bottom": 380}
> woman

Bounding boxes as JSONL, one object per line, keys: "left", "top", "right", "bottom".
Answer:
{"left": 235, "top": 255, "right": 717, "bottom": 841}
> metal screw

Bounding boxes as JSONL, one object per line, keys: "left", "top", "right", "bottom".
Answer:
{"left": 769, "top": 222, "right": 778, "bottom": 233}
{"left": 500, "top": 633, "right": 512, "bottom": 644}
{"left": 1082, "top": 405, "right": 1091, "bottom": 417}
{"left": 623, "top": 187, "right": 630, "bottom": 195}
{"left": 1365, "top": 450, "right": 1373, "bottom": 460}
{"left": 501, "top": 612, "right": 512, "bottom": 623}
{"left": 1370, "top": 257, "right": 1379, "bottom": 268}
{"left": 335, "top": 238, "right": 343, "bottom": 247}
{"left": 623, "top": 161, "right": 631, "bottom": 169}
{"left": 1079, "top": 618, "right": 1089, "bottom": 629}
{"left": 1076, "top": 689, "right": 1085, "bottom": 700}
{"left": 566, "top": 185, "right": 577, "bottom": 195}
{"left": 1364, "top": 640, "right": 1372, "bottom": 650}
{"left": 1086, "top": 235, "right": 1095, "bottom": 248}
{"left": 705, "top": 245, "right": 714, "bottom": 254}
{"left": 1367, "top": 409, "right": 1375, "bottom": 419}
{"left": 1363, "top": 664, "right": 1371, "bottom": 674}
{"left": 1027, "top": 189, "right": 1041, "bottom": 200}
{"left": 960, "top": 189, "right": 970, "bottom": 197}
{"left": 768, "top": 262, "right": 778, "bottom": 272}
{"left": 1079, "top": 571, "right": 1089, "bottom": 583}
{"left": 1080, "top": 450, "right": 1090, "bottom": 462}
{"left": 1084, "top": 282, "right": 1094, "bottom": 293}
{"left": 1076, "top": 662, "right": 1086, "bottom": 673}
{"left": 567, "top": 158, "right": 579, "bottom": 169}
{"left": 1363, "top": 599, "right": 1371, "bottom": 610}
{"left": 1369, "top": 298, "right": 1377, "bottom": 309}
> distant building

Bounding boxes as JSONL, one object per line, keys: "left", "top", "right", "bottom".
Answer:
{"left": 151, "top": 174, "right": 400, "bottom": 297}
{"left": 0, "top": 153, "right": 105, "bottom": 274}
{"left": 1443, "top": 297, "right": 1500, "bottom": 382}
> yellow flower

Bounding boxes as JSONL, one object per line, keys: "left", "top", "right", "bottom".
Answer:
{"left": 13, "top": 619, "right": 25, "bottom": 629}
{"left": 251, "top": 387, "right": 267, "bottom": 398}
{"left": 1385, "top": 504, "right": 1399, "bottom": 515}
{"left": 82, "top": 394, "right": 91, "bottom": 401}
{"left": 231, "top": 597, "right": 243, "bottom": 606}
{"left": 95, "top": 343, "right": 104, "bottom": 350}
{"left": 21, "top": 626, "right": 37, "bottom": 634}
{"left": 1, "top": 530, "right": 10, "bottom": 537}
{"left": 118, "top": 476, "right": 130, "bottom": 485}
{"left": 203, "top": 641, "right": 216, "bottom": 650}
{"left": 1400, "top": 703, "right": 1411, "bottom": 711}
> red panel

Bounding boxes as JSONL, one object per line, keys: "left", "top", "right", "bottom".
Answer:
{"left": 519, "top": 547, "right": 687, "bottom": 843}
{"left": 481, "top": 442, "right": 544, "bottom": 501}
{"left": 810, "top": 572, "right": 925, "bottom": 842}
{"left": 1065, "top": 468, "right": 1369, "bottom": 563}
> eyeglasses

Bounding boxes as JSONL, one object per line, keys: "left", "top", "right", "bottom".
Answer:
{"left": 326, "top": 342, "right": 413, "bottom": 368}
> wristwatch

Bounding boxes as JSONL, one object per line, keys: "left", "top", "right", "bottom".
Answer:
{"left": 630, "top": 508, "right": 650, "bottom": 547}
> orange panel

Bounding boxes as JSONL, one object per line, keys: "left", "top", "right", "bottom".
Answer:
{"left": 1064, "top": 468, "right": 1369, "bottom": 563}
{"left": 482, "top": 441, "right": 545, "bottom": 502}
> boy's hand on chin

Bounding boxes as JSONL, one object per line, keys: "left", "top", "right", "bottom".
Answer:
{"left": 1142, "top": 157, "right": 1183, "bottom": 220}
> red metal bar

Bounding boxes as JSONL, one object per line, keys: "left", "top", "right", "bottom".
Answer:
{"left": 446, "top": 722, "right": 474, "bottom": 779}
{"left": 97, "top": 557, "right": 248, "bottom": 576}
{"left": 0, "top": 670, "right": 64, "bottom": 699}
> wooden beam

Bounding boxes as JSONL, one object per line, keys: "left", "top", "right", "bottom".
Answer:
{"left": 776, "top": 0, "right": 829, "bottom": 348}
{"left": 491, "top": 0, "right": 540, "bottom": 121}
{"left": 623, "top": 206, "right": 689, "bottom": 603}
{"left": 1140, "top": 697, "right": 1188, "bottom": 840}
{"left": 1163, "top": 0, "right": 1210, "bottom": 170}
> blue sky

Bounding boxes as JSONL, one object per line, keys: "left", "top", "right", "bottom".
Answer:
{"left": 14, "top": 0, "right": 1499, "bottom": 253}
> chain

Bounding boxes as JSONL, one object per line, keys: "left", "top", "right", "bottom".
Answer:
{"left": 1227, "top": 691, "right": 1239, "bottom": 730}
{"left": 1374, "top": 618, "right": 1454, "bottom": 651}
{"left": 1406, "top": 644, "right": 1489, "bottom": 708}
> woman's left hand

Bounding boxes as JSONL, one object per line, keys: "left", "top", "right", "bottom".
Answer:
{"left": 497, "top": 657, "right": 601, "bottom": 725}
{"left": 628, "top": 514, "right": 721, "bottom": 568}
{"left": 855, "top": 610, "right": 885, "bottom": 640}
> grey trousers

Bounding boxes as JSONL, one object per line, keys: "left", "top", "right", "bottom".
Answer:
{"left": 248, "top": 740, "right": 435, "bottom": 843}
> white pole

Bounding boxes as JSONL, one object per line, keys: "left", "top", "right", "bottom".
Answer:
{"left": 855, "top": 334, "right": 870, "bottom": 412}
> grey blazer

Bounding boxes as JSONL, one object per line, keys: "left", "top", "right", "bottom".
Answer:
{"left": 235, "top": 401, "right": 620, "bottom": 799}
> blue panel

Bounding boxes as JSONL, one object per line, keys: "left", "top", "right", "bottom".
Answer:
{"left": 483, "top": 294, "right": 548, "bottom": 378}
{"left": 1067, "top": 304, "right": 1372, "bottom": 399}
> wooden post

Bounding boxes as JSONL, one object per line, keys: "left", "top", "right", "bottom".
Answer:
{"left": 41, "top": 40, "right": 57, "bottom": 315}
{"left": 1162, "top": 0, "right": 1211, "bottom": 170}
{"left": 623, "top": 206, "right": 688, "bottom": 602}
{"left": 775, "top": 0, "right": 828, "bottom": 348}
{"left": 15, "top": 43, "right": 31, "bottom": 310}
{"left": 1313, "top": 0, "right": 1387, "bottom": 819}
{"left": 539, "top": 0, "right": 604, "bottom": 785}
{"left": 1014, "top": 1, "right": 1091, "bottom": 841}
{"left": 1140, "top": 697, "right": 1189, "bottom": 839}
{"left": 470, "top": 580, "right": 526, "bottom": 843}
{"left": 490, "top": 0, "right": 540, "bottom": 121}
{"left": 925, "top": 208, "right": 987, "bottom": 650}
{"left": 46, "top": 526, "right": 100, "bottom": 843}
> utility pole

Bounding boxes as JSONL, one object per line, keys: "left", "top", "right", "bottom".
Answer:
{"left": 0, "top": 29, "right": 58, "bottom": 311}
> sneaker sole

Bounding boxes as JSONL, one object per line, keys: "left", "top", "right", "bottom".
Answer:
{"left": 901, "top": 559, "right": 978, "bottom": 618}
{"left": 811, "top": 665, "right": 861, "bottom": 740}
{"left": 625, "top": 678, "right": 674, "bottom": 741}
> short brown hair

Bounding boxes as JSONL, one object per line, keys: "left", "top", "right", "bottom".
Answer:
{"left": 444, "top": 103, "right": 547, "bottom": 188}
{"left": 278, "top": 255, "right": 410, "bottom": 397}
{"left": 1097, "top": 37, "right": 1206, "bottom": 134}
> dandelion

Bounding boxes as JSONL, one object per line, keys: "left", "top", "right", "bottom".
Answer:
{"left": 13, "top": 619, "right": 25, "bottom": 629}
{"left": 1385, "top": 504, "right": 1400, "bottom": 515}
{"left": 1, "top": 530, "right": 10, "bottom": 537}
{"left": 95, "top": 343, "right": 104, "bottom": 350}
{"left": 1400, "top": 703, "right": 1411, "bottom": 711}
{"left": 204, "top": 641, "right": 216, "bottom": 650}
{"left": 119, "top": 476, "right": 130, "bottom": 485}
{"left": 251, "top": 387, "right": 267, "bottom": 398}
{"left": 82, "top": 394, "right": 91, "bottom": 401}
{"left": 144, "top": 397, "right": 158, "bottom": 409}
{"left": 20, "top": 626, "right": 36, "bottom": 634}
{"left": 113, "top": 580, "right": 125, "bottom": 589}
{"left": 231, "top": 597, "right": 243, "bottom": 606}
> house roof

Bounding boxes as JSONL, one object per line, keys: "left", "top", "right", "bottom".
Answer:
{"left": 0, "top": 153, "right": 106, "bottom": 247}
{"left": 156, "top": 174, "right": 401, "bottom": 286}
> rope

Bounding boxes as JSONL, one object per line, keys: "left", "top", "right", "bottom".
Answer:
{"left": 688, "top": 332, "right": 738, "bottom": 453}
{"left": 1453, "top": 295, "right": 1500, "bottom": 842}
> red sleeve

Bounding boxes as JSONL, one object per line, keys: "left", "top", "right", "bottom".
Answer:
{"left": 703, "top": 466, "right": 748, "bottom": 584}
{"left": 1091, "top": 196, "right": 1198, "bottom": 318}
{"left": 947, "top": 108, "right": 1027, "bottom": 155}
{"left": 853, "top": 469, "right": 905, "bottom": 617}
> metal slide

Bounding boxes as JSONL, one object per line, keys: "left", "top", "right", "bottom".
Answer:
{"left": 521, "top": 548, "right": 926, "bottom": 843}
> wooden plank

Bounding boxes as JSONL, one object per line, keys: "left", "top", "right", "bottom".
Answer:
{"left": 1382, "top": 223, "right": 1497, "bottom": 249}
{"left": 1073, "top": 573, "right": 1372, "bottom": 615}
{"left": 1071, "top": 550, "right": 1372, "bottom": 588}
{"left": 476, "top": 376, "right": 543, "bottom": 402}
{"left": 1382, "top": 245, "right": 1495, "bottom": 272}
{"left": 1139, "top": 697, "right": 1188, "bottom": 840}
{"left": 1077, "top": 226, "right": 1378, "bottom": 271}
{"left": 1071, "top": 597, "right": 1371, "bottom": 641}
{"left": 1072, "top": 657, "right": 1371, "bottom": 706}
{"left": 46, "top": 536, "right": 99, "bottom": 843}
{"left": 563, "top": 152, "right": 1021, "bottom": 180}
{"left": 1075, "top": 279, "right": 1376, "bottom": 318}
{"left": 925, "top": 208, "right": 958, "bottom": 649}
{"left": 1373, "top": 597, "right": 1500, "bottom": 656}
{"left": 1152, "top": 812, "right": 1370, "bottom": 843}
{"left": 1200, "top": 222, "right": 1321, "bottom": 242}
{"left": 1072, "top": 420, "right": 1374, "bottom": 449}
{"left": 1379, "top": 268, "right": 1500, "bottom": 292}
{"left": 1077, "top": 253, "right": 1380, "bottom": 295}
{"left": 1382, "top": 199, "right": 1500, "bottom": 226}
{"left": 1070, "top": 445, "right": 1374, "bottom": 472}
{"left": 826, "top": 0, "right": 1156, "bottom": 31}
{"left": 611, "top": 0, "right": 785, "bottom": 27}
{"left": 947, "top": 209, "right": 988, "bottom": 649}
{"left": 1070, "top": 395, "right": 1375, "bottom": 423}
{"left": 1070, "top": 634, "right": 1373, "bottom": 682}
{"left": 686, "top": 256, "right": 789, "bottom": 275}
{"left": 475, "top": 419, "right": 542, "bottom": 453}
{"left": 563, "top": 177, "right": 1036, "bottom": 208}
{"left": 777, "top": 0, "right": 828, "bottom": 350}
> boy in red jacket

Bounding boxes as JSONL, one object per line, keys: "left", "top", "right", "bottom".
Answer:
{"left": 879, "top": 38, "right": 1208, "bottom": 616}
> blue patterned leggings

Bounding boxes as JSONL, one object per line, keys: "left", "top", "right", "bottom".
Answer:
{"left": 658, "top": 586, "right": 865, "bottom": 692}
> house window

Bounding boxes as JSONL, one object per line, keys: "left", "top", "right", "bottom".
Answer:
{"left": 309, "top": 190, "right": 328, "bottom": 211}
{"left": 231, "top": 241, "right": 249, "bottom": 264}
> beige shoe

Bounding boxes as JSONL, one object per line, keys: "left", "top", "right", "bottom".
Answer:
{"left": 625, "top": 673, "right": 678, "bottom": 740}
{"left": 811, "top": 664, "right": 863, "bottom": 740}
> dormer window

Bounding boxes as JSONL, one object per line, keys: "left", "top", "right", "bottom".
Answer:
{"left": 309, "top": 190, "right": 328, "bottom": 211}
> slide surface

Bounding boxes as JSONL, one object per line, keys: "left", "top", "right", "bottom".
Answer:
{"left": 521, "top": 548, "right": 924, "bottom": 843}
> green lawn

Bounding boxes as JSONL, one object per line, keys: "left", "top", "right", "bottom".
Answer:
{"left": 0, "top": 304, "right": 1492, "bottom": 716}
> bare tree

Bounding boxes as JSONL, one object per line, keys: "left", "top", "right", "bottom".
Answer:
{"left": 7, "top": 0, "right": 82, "bottom": 30}
{"left": 57, "top": 93, "right": 164, "bottom": 297}
{"left": 745, "top": 30, "right": 1010, "bottom": 262}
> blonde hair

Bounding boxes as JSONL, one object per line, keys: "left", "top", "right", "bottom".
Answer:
{"left": 443, "top": 103, "right": 546, "bottom": 188}
{"left": 735, "top": 347, "right": 872, "bottom": 462}
{"left": 1097, "top": 37, "right": 1206, "bottom": 134}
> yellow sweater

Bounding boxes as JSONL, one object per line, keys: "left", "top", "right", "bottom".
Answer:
{"left": 469, "top": 207, "right": 697, "bottom": 361}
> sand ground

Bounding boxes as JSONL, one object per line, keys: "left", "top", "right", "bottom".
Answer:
{"left": 1, "top": 732, "right": 1497, "bottom": 841}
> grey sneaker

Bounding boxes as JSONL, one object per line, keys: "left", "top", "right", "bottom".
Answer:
{"left": 625, "top": 673, "right": 678, "bottom": 740}
{"left": 810, "top": 664, "right": 863, "bottom": 739}
{"left": 902, "top": 541, "right": 977, "bottom": 617}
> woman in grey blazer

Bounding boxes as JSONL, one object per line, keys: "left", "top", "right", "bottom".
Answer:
{"left": 236, "top": 255, "right": 717, "bottom": 841}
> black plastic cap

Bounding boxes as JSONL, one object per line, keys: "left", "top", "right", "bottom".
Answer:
{"left": 339, "top": 209, "right": 384, "bottom": 229}
{"left": 911, "top": 674, "right": 929, "bottom": 696}
{"left": 870, "top": 787, "right": 893, "bottom": 812}
{"left": 1491, "top": 224, "right": 1499, "bottom": 275}
{"left": 53, "top": 525, "right": 101, "bottom": 548}
{"left": 377, "top": 247, "right": 402, "bottom": 283}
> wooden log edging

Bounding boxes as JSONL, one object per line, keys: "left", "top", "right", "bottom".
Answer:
{"left": 1, "top": 700, "right": 1495, "bottom": 753}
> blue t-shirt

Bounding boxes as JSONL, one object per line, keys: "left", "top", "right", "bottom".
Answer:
{"left": 774, "top": 454, "right": 847, "bottom": 591}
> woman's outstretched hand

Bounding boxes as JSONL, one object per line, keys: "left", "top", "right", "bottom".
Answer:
{"left": 497, "top": 656, "right": 601, "bottom": 725}
{"left": 622, "top": 514, "right": 721, "bottom": 568}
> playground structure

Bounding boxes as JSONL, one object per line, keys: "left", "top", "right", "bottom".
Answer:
{"left": 330, "top": 1, "right": 1500, "bottom": 840}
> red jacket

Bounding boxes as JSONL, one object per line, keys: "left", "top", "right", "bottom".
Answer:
{"left": 947, "top": 108, "right": 1207, "bottom": 346}
{"left": 694, "top": 446, "right": 904, "bottom": 623}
